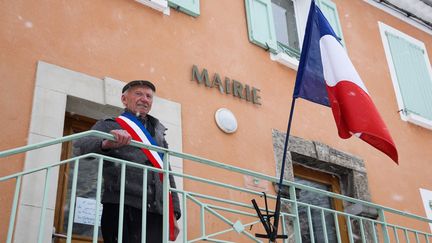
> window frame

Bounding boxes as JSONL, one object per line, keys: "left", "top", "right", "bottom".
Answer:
{"left": 270, "top": 0, "right": 310, "bottom": 70}
{"left": 272, "top": 131, "right": 378, "bottom": 242}
{"left": 135, "top": 0, "right": 200, "bottom": 17}
{"left": 379, "top": 22, "right": 432, "bottom": 130}
{"left": 135, "top": 0, "right": 170, "bottom": 15}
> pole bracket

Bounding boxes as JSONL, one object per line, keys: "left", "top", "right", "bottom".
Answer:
{"left": 252, "top": 192, "right": 288, "bottom": 241}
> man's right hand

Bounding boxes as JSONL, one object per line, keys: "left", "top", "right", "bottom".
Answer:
{"left": 101, "top": 129, "right": 132, "bottom": 149}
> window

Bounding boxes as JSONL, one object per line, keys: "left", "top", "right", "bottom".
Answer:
{"left": 379, "top": 22, "right": 432, "bottom": 130}
{"left": 135, "top": 0, "right": 200, "bottom": 17}
{"left": 245, "top": 0, "right": 344, "bottom": 70}
{"left": 272, "top": 131, "right": 379, "bottom": 242}
{"left": 271, "top": 0, "right": 300, "bottom": 57}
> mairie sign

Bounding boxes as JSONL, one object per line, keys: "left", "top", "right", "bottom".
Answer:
{"left": 191, "top": 65, "right": 262, "bottom": 105}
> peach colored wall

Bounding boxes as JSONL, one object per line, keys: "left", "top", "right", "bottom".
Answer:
{"left": 0, "top": 0, "right": 431, "bottom": 240}
{"left": 336, "top": 0, "right": 432, "bottom": 230}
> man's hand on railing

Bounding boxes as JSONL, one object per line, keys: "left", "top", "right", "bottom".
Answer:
{"left": 101, "top": 129, "right": 132, "bottom": 149}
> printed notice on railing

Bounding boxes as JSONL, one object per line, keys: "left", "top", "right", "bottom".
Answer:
{"left": 74, "top": 197, "right": 103, "bottom": 225}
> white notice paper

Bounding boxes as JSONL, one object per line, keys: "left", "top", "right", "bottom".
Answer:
{"left": 74, "top": 197, "right": 103, "bottom": 225}
{"left": 420, "top": 188, "right": 432, "bottom": 232}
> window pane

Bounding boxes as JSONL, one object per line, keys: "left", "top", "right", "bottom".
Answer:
{"left": 271, "top": 0, "right": 300, "bottom": 51}
{"left": 295, "top": 177, "right": 338, "bottom": 243}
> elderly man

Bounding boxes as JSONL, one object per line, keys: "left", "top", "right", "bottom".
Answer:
{"left": 76, "top": 80, "right": 181, "bottom": 243}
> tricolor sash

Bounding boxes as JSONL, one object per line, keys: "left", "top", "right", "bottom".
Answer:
{"left": 116, "top": 112, "right": 176, "bottom": 241}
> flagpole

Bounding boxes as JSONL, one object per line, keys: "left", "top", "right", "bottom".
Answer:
{"left": 271, "top": 97, "right": 297, "bottom": 242}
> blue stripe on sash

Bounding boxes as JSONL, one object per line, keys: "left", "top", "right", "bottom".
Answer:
{"left": 121, "top": 111, "right": 165, "bottom": 160}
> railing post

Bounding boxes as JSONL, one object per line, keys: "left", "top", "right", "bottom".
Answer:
{"left": 6, "top": 176, "right": 22, "bottom": 243}
{"left": 321, "top": 209, "right": 329, "bottom": 243}
{"left": 37, "top": 168, "right": 51, "bottom": 243}
{"left": 200, "top": 204, "right": 206, "bottom": 239}
{"left": 118, "top": 162, "right": 126, "bottom": 243}
{"left": 379, "top": 208, "right": 390, "bottom": 243}
{"left": 93, "top": 158, "right": 104, "bottom": 243}
{"left": 142, "top": 169, "right": 148, "bottom": 243}
{"left": 282, "top": 214, "right": 288, "bottom": 243}
{"left": 66, "top": 159, "right": 80, "bottom": 243}
{"left": 289, "top": 185, "right": 302, "bottom": 243}
{"left": 372, "top": 222, "right": 379, "bottom": 242}
{"left": 307, "top": 206, "right": 315, "bottom": 243}
{"left": 392, "top": 226, "right": 400, "bottom": 243}
{"left": 346, "top": 215, "right": 354, "bottom": 243}
{"left": 333, "top": 212, "right": 341, "bottom": 243}
{"left": 162, "top": 152, "right": 170, "bottom": 243}
{"left": 403, "top": 228, "right": 409, "bottom": 242}
{"left": 359, "top": 218, "right": 366, "bottom": 243}
{"left": 182, "top": 192, "right": 188, "bottom": 243}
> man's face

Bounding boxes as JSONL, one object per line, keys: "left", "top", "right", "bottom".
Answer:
{"left": 121, "top": 86, "right": 154, "bottom": 116}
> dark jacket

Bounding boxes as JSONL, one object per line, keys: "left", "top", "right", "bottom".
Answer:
{"left": 75, "top": 114, "right": 181, "bottom": 219}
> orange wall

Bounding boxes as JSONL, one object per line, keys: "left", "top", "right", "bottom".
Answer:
{"left": 337, "top": 0, "right": 432, "bottom": 228}
{"left": 0, "top": 0, "right": 431, "bottom": 240}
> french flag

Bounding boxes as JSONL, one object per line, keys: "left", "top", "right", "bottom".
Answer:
{"left": 293, "top": 1, "right": 398, "bottom": 163}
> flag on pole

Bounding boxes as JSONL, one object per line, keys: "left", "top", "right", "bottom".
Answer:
{"left": 293, "top": 1, "right": 398, "bottom": 163}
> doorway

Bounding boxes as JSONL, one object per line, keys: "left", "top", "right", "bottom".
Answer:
{"left": 293, "top": 164, "right": 349, "bottom": 243}
{"left": 53, "top": 113, "right": 100, "bottom": 243}
{"left": 20, "top": 62, "right": 182, "bottom": 243}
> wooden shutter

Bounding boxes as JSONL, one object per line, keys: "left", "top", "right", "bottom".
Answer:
{"left": 244, "top": 0, "right": 278, "bottom": 52}
{"left": 317, "top": 0, "right": 344, "bottom": 45}
{"left": 169, "top": 0, "right": 200, "bottom": 17}
{"left": 386, "top": 32, "right": 432, "bottom": 120}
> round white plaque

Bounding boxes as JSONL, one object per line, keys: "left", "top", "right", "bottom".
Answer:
{"left": 214, "top": 108, "right": 238, "bottom": 134}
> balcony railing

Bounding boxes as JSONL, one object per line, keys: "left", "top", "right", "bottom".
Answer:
{"left": 277, "top": 42, "right": 301, "bottom": 60}
{"left": 1, "top": 130, "right": 431, "bottom": 242}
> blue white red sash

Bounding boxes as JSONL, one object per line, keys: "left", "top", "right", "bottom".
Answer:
{"left": 116, "top": 111, "right": 176, "bottom": 240}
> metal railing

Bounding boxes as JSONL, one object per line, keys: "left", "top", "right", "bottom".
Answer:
{"left": 1, "top": 130, "right": 431, "bottom": 243}
{"left": 277, "top": 42, "right": 301, "bottom": 60}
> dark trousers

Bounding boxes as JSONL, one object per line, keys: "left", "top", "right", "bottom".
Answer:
{"left": 101, "top": 203, "right": 163, "bottom": 243}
